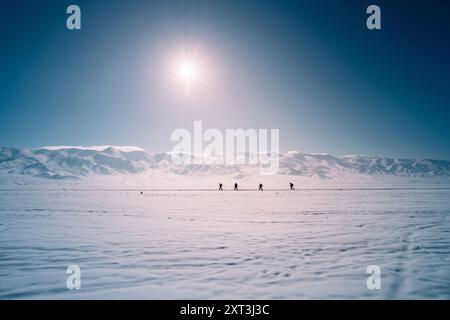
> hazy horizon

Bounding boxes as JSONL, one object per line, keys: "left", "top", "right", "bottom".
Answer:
{"left": 1, "top": 144, "right": 450, "bottom": 162}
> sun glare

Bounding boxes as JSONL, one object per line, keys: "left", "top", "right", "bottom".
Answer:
{"left": 165, "top": 45, "right": 212, "bottom": 98}
{"left": 179, "top": 62, "right": 197, "bottom": 82}
{"left": 175, "top": 59, "right": 200, "bottom": 96}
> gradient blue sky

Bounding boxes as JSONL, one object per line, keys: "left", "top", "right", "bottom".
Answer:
{"left": 1, "top": 0, "right": 449, "bottom": 159}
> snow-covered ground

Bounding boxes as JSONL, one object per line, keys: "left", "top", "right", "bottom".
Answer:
{"left": 0, "top": 176, "right": 449, "bottom": 299}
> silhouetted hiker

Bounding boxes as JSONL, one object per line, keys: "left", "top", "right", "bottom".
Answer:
{"left": 219, "top": 183, "right": 223, "bottom": 191}
{"left": 140, "top": 191, "right": 143, "bottom": 195}
{"left": 290, "top": 182, "right": 294, "bottom": 190}
{"left": 234, "top": 183, "right": 238, "bottom": 191}
{"left": 259, "top": 183, "right": 263, "bottom": 191}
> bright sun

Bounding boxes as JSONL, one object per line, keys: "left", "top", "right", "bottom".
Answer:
{"left": 176, "top": 60, "right": 199, "bottom": 96}
{"left": 165, "top": 45, "right": 212, "bottom": 98}
{"left": 179, "top": 61, "right": 197, "bottom": 82}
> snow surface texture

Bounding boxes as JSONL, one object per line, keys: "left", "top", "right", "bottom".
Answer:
{"left": 0, "top": 146, "right": 449, "bottom": 299}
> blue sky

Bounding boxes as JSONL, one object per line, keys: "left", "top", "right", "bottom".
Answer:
{"left": 0, "top": 0, "right": 449, "bottom": 159}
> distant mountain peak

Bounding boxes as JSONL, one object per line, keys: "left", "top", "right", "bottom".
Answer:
{"left": 1, "top": 146, "right": 449, "bottom": 180}
{"left": 39, "top": 145, "right": 145, "bottom": 152}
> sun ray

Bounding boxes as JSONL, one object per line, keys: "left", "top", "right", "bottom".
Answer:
{"left": 163, "top": 43, "right": 212, "bottom": 99}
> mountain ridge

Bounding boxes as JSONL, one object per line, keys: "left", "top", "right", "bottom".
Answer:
{"left": 1, "top": 146, "right": 449, "bottom": 180}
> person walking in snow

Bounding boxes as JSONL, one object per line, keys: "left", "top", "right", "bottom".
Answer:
{"left": 259, "top": 183, "right": 263, "bottom": 191}
{"left": 219, "top": 183, "right": 223, "bottom": 191}
{"left": 290, "top": 182, "right": 294, "bottom": 190}
{"left": 234, "top": 183, "right": 238, "bottom": 191}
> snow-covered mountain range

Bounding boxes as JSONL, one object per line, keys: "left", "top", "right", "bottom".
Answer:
{"left": 1, "top": 146, "right": 449, "bottom": 180}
